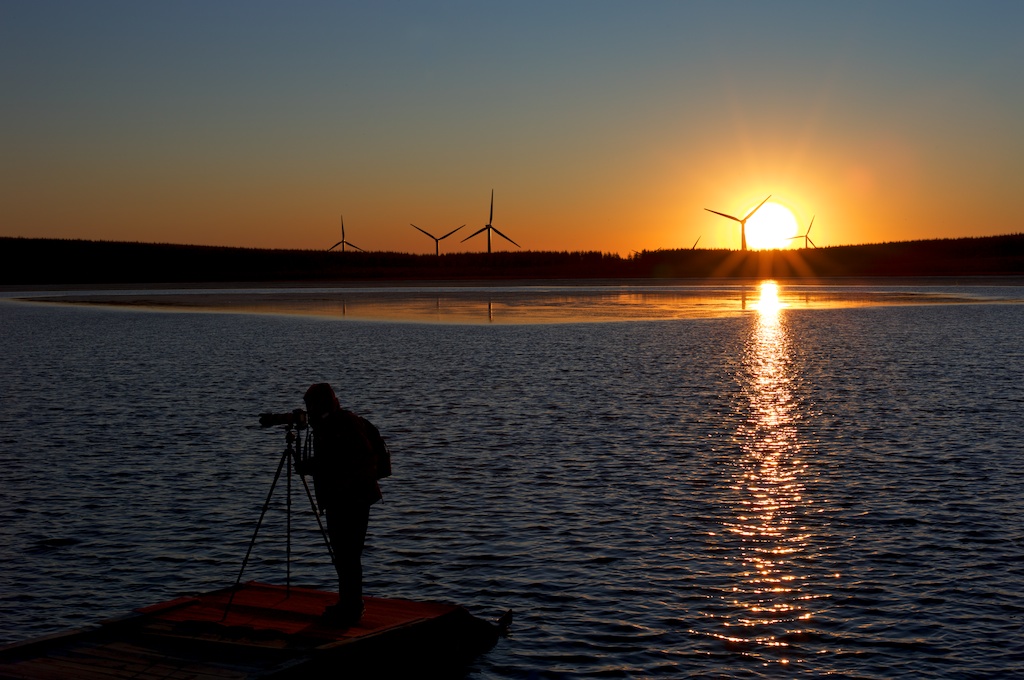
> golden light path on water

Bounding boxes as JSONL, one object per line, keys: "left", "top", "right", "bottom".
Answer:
{"left": 714, "top": 281, "right": 818, "bottom": 666}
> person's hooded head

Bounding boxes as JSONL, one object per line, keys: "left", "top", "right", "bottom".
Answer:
{"left": 304, "top": 382, "right": 341, "bottom": 423}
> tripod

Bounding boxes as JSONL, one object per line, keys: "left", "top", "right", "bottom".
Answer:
{"left": 223, "top": 424, "right": 335, "bottom": 618}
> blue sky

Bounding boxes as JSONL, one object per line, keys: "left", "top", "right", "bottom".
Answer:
{"left": 3, "top": 1, "right": 1022, "bottom": 254}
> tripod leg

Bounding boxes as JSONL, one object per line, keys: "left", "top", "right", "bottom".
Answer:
{"left": 222, "top": 446, "right": 290, "bottom": 620}
{"left": 299, "top": 473, "right": 337, "bottom": 570}
{"left": 286, "top": 445, "right": 292, "bottom": 592}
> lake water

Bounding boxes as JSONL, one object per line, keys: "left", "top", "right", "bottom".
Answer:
{"left": 1, "top": 281, "right": 1023, "bottom": 678}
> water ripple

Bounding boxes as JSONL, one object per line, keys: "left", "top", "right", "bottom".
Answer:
{"left": 1, "top": 296, "right": 1023, "bottom": 678}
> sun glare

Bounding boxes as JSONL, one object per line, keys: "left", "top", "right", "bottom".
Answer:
{"left": 745, "top": 202, "right": 798, "bottom": 250}
{"left": 754, "top": 280, "right": 787, "bottom": 315}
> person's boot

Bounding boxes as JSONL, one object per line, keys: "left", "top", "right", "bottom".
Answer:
{"left": 322, "top": 599, "right": 364, "bottom": 627}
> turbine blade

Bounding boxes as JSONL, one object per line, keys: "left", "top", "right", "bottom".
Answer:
{"left": 705, "top": 208, "right": 742, "bottom": 222}
{"left": 691, "top": 236, "right": 701, "bottom": 250}
{"left": 489, "top": 189, "right": 494, "bottom": 225}
{"left": 808, "top": 237, "right": 816, "bottom": 248}
{"left": 742, "top": 195, "right": 772, "bottom": 221}
{"left": 328, "top": 241, "right": 344, "bottom": 251}
{"left": 461, "top": 226, "right": 489, "bottom": 242}
{"left": 808, "top": 215, "right": 814, "bottom": 234}
{"left": 491, "top": 226, "right": 520, "bottom": 248}
{"left": 347, "top": 241, "right": 364, "bottom": 252}
{"left": 411, "top": 224, "right": 436, "bottom": 239}
{"left": 439, "top": 224, "right": 465, "bottom": 240}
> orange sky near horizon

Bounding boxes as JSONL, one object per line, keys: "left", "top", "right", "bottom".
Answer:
{"left": 2, "top": 3, "right": 1022, "bottom": 256}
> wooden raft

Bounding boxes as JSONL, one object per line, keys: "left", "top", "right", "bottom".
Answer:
{"left": 0, "top": 581, "right": 502, "bottom": 679}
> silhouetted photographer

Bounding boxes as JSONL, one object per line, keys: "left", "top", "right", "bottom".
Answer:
{"left": 299, "top": 382, "right": 389, "bottom": 626}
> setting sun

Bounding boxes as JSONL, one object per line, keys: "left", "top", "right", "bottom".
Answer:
{"left": 746, "top": 203, "right": 799, "bottom": 250}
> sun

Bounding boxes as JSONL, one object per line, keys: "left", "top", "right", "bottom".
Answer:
{"left": 745, "top": 202, "right": 798, "bottom": 250}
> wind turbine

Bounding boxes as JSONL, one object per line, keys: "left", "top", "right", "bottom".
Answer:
{"left": 704, "top": 195, "right": 771, "bottom": 251}
{"left": 461, "top": 190, "right": 520, "bottom": 253}
{"left": 328, "top": 215, "right": 364, "bottom": 252}
{"left": 789, "top": 216, "right": 817, "bottom": 249}
{"left": 411, "top": 223, "right": 465, "bottom": 256}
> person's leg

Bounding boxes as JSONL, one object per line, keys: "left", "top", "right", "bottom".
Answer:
{"left": 325, "top": 504, "right": 370, "bottom": 620}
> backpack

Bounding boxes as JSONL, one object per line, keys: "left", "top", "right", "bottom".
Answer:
{"left": 356, "top": 415, "right": 392, "bottom": 480}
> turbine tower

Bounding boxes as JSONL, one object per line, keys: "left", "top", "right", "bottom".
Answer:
{"left": 411, "top": 223, "right": 465, "bottom": 256}
{"left": 461, "top": 190, "right": 520, "bottom": 253}
{"left": 328, "top": 215, "right": 364, "bottom": 252}
{"left": 789, "top": 216, "right": 817, "bottom": 249}
{"left": 704, "top": 195, "right": 771, "bottom": 251}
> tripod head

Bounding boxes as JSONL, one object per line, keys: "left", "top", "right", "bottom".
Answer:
{"left": 259, "top": 408, "right": 313, "bottom": 472}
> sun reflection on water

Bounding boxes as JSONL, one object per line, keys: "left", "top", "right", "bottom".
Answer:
{"left": 696, "top": 280, "right": 819, "bottom": 665}
{"left": 752, "top": 280, "right": 788, "bottom": 315}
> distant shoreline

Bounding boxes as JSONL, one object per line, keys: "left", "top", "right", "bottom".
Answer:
{"left": 4, "top": 274, "right": 1024, "bottom": 296}
{"left": 2, "top": 235, "right": 1022, "bottom": 286}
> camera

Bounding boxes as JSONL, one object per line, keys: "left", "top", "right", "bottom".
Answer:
{"left": 259, "top": 408, "right": 308, "bottom": 429}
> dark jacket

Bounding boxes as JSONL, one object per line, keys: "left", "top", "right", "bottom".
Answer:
{"left": 308, "top": 409, "right": 383, "bottom": 510}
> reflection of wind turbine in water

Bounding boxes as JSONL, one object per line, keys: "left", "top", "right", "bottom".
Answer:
{"left": 461, "top": 190, "right": 521, "bottom": 254}
{"left": 704, "top": 195, "right": 771, "bottom": 251}
{"left": 789, "top": 216, "right": 817, "bottom": 249}
{"left": 328, "top": 215, "right": 364, "bottom": 252}
{"left": 411, "top": 223, "right": 465, "bottom": 256}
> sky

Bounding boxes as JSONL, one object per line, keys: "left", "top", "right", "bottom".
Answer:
{"left": 2, "top": 1, "right": 1023, "bottom": 255}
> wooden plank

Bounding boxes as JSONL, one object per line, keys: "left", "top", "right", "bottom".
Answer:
{"left": 0, "top": 582, "right": 501, "bottom": 680}
{"left": 70, "top": 639, "right": 256, "bottom": 674}
{"left": 139, "top": 583, "right": 461, "bottom": 645}
{"left": 26, "top": 640, "right": 254, "bottom": 680}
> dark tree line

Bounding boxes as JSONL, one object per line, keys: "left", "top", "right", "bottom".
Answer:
{"left": 1, "top": 234, "right": 1022, "bottom": 285}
